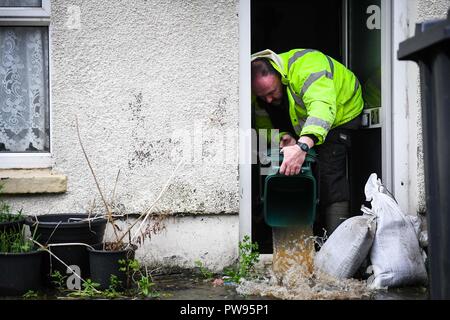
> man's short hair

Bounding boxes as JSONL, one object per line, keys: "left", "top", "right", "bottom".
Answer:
{"left": 251, "top": 58, "right": 278, "bottom": 82}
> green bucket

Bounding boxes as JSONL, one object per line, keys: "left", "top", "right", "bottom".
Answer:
{"left": 263, "top": 150, "right": 318, "bottom": 227}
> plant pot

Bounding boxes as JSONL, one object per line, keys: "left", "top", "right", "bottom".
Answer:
{"left": 88, "top": 243, "right": 137, "bottom": 291}
{"left": 26, "top": 214, "right": 107, "bottom": 285}
{"left": 26, "top": 213, "right": 107, "bottom": 244}
{"left": 0, "top": 250, "right": 44, "bottom": 296}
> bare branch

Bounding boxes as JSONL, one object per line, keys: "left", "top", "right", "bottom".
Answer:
{"left": 111, "top": 169, "right": 121, "bottom": 207}
{"left": 116, "top": 160, "right": 183, "bottom": 244}
{"left": 75, "top": 116, "right": 121, "bottom": 247}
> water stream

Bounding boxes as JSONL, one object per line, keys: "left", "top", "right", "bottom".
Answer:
{"left": 237, "top": 226, "right": 375, "bottom": 300}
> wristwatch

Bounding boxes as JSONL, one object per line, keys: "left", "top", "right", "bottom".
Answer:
{"left": 297, "top": 142, "right": 310, "bottom": 153}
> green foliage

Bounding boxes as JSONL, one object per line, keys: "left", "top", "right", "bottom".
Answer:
{"left": 66, "top": 275, "right": 125, "bottom": 299}
{"left": 223, "top": 235, "right": 260, "bottom": 283}
{"left": 119, "top": 258, "right": 140, "bottom": 273}
{"left": 102, "top": 275, "right": 124, "bottom": 299}
{"left": 0, "top": 209, "right": 23, "bottom": 223}
{"left": 0, "top": 227, "right": 33, "bottom": 253}
{"left": 0, "top": 201, "right": 11, "bottom": 217}
{"left": 119, "top": 258, "right": 140, "bottom": 289}
{"left": 194, "top": 260, "right": 214, "bottom": 279}
{"left": 0, "top": 184, "right": 23, "bottom": 222}
{"left": 67, "top": 279, "right": 101, "bottom": 298}
{"left": 137, "top": 275, "right": 159, "bottom": 298}
{"left": 80, "top": 279, "right": 101, "bottom": 295}
{"left": 53, "top": 258, "right": 160, "bottom": 299}
{"left": 50, "top": 271, "right": 67, "bottom": 291}
{"left": 22, "top": 290, "right": 39, "bottom": 299}
{"left": 238, "top": 235, "right": 260, "bottom": 276}
{"left": 120, "top": 258, "right": 160, "bottom": 298}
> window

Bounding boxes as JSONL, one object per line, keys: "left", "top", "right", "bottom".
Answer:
{"left": 0, "top": 0, "right": 51, "bottom": 168}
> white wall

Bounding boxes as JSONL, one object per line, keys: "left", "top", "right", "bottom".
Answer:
{"left": 406, "top": 0, "right": 449, "bottom": 215}
{"left": 109, "top": 215, "right": 239, "bottom": 272}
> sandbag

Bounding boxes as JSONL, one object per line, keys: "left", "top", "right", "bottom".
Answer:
{"left": 314, "top": 211, "right": 376, "bottom": 279}
{"left": 365, "top": 173, "right": 428, "bottom": 289}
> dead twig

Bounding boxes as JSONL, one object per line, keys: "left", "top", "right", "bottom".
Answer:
{"left": 75, "top": 116, "right": 121, "bottom": 248}
{"left": 110, "top": 169, "right": 121, "bottom": 208}
{"left": 116, "top": 160, "right": 183, "bottom": 244}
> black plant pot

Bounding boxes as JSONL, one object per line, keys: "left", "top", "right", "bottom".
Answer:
{"left": 0, "top": 250, "right": 44, "bottom": 296}
{"left": 26, "top": 214, "right": 107, "bottom": 244}
{"left": 26, "top": 214, "right": 107, "bottom": 285}
{"left": 88, "top": 243, "right": 137, "bottom": 291}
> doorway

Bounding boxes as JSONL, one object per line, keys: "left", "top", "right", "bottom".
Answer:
{"left": 251, "top": 0, "right": 383, "bottom": 253}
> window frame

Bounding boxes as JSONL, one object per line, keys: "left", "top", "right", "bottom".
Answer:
{"left": 0, "top": 0, "right": 53, "bottom": 168}
{"left": 0, "top": 0, "right": 50, "bottom": 21}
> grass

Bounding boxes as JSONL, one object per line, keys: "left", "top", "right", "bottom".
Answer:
{"left": 195, "top": 260, "right": 215, "bottom": 280}
{"left": 0, "top": 227, "right": 34, "bottom": 253}
{"left": 223, "top": 235, "right": 260, "bottom": 283}
{"left": 0, "top": 184, "right": 24, "bottom": 223}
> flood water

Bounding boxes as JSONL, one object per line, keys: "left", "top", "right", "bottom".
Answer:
{"left": 154, "top": 226, "right": 428, "bottom": 301}
{"left": 1, "top": 224, "right": 428, "bottom": 301}
{"left": 0, "top": 271, "right": 427, "bottom": 300}
{"left": 236, "top": 226, "right": 374, "bottom": 300}
{"left": 152, "top": 272, "right": 427, "bottom": 300}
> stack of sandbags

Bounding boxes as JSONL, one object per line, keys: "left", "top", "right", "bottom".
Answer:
{"left": 314, "top": 173, "right": 428, "bottom": 289}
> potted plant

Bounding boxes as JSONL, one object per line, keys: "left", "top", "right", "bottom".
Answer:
{"left": 0, "top": 185, "right": 26, "bottom": 233}
{"left": 75, "top": 117, "right": 178, "bottom": 291}
{"left": 0, "top": 226, "right": 44, "bottom": 296}
{"left": 0, "top": 185, "right": 43, "bottom": 296}
{"left": 87, "top": 242, "right": 137, "bottom": 291}
{"left": 26, "top": 213, "right": 107, "bottom": 285}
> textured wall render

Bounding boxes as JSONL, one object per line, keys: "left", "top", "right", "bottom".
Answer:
{"left": 108, "top": 215, "right": 239, "bottom": 272}
{"left": 409, "top": 0, "right": 449, "bottom": 214}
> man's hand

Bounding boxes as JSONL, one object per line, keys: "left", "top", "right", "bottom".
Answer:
{"left": 280, "top": 145, "right": 305, "bottom": 176}
{"left": 279, "top": 135, "right": 315, "bottom": 176}
{"left": 280, "top": 134, "right": 296, "bottom": 148}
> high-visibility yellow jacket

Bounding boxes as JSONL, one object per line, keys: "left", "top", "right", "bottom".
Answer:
{"left": 252, "top": 49, "right": 364, "bottom": 145}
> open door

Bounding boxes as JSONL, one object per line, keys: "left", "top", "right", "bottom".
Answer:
{"left": 347, "top": 0, "right": 382, "bottom": 215}
{"left": 251, "top": 0, "right": 383, "bottom": 253}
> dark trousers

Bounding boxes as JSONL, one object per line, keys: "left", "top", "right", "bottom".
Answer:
{"left": 313, "top": 116, "right": 361, "bottom": 236}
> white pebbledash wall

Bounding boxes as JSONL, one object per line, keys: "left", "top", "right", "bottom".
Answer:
{"left": 6, "top": 0, "right": 240, "bottom": 271}
{"left": 406, "top": 0, "right": 449, "bottom": 216}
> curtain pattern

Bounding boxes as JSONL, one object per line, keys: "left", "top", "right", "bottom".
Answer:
{"left": 0, "top": 27, "right": 49, "bottom": 152}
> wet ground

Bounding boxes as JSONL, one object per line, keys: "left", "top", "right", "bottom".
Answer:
{"left": 152, "top": 273, "right": 428, "bottom": 300}
{"left": 153, "top": 273, "right": 270, "bottom": 300}
{"left": 0, "top": 272, "right": 428, "bottom": 300}
{"left": 371, "top": 286, "right": 428, "bottom": 300}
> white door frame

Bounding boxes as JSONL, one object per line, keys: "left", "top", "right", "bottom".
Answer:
{"left": 382, "top": 0, "right": 412, "bottom": 213}
{"left": 381, "top": 0, "right": 394, "bottom": 192}
{"left": 238, "top": 0, "right": 252, "bottom": 241}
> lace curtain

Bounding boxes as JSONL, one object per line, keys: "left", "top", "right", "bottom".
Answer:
{"left": 0, "top": 27, "right": 49, "bottom": 152}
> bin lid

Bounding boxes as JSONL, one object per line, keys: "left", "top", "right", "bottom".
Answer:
{"left": 398, "top": 9, "right": 450, "bottom": 61}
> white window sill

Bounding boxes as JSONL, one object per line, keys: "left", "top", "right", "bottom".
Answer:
{"left": 0, "top": 153, "right": 54, "bottom": 169}
{"left": 0, "top": 169, "right": 67, "bottom": 194}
